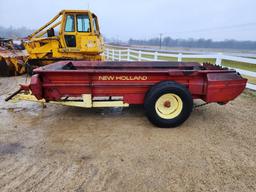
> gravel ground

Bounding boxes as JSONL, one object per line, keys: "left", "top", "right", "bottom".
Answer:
{"left": 0, "top": 76, "right": 256, "bottom": 192}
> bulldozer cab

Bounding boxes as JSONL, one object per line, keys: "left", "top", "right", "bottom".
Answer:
{"left": 62, "top": 11, "right": 101, "bottom": 50}
{"left": 24, "top": 10, "right": 104, "bottom": 60}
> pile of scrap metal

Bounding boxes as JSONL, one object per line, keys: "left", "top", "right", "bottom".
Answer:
{"left": 0, "top": 38, "right": 28, "bottom": 76}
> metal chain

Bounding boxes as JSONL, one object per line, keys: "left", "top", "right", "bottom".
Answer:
{"left": 193, "top": 102, "right": 210, "bottom": 109}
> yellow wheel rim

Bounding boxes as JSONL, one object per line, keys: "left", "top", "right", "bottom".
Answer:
{"left": 155, "top": 93, "right": 183, "bottom": 119}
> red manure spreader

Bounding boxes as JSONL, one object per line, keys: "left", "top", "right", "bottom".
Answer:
{"left": 6, "top": 61, "right": 247, "bottom": 128}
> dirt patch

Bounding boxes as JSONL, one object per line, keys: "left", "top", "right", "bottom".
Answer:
{"left": 0, "top": 76, "right": 256, "bottom": 192}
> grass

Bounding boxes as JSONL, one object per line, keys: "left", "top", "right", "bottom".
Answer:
{"left": 221, "top": 60, "right": 256, "bottom": 72}
{"left": 243, "top": 75, "right": 256, "bottom": 84}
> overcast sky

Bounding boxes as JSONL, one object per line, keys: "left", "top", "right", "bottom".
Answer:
{"left": 0, "top": 0, "right": 256, "bottom": 41}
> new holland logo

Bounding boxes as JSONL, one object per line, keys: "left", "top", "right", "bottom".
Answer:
{"left": 98, "top": 76, "right": 148, "bottom": 81}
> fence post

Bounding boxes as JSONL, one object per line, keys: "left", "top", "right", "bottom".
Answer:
{"left": 119, "top": 50, "right": 121, "bottom": 61}
{"left": 127, "top": 48, "right": 130, "bottom": 61}
{"left": 106, "top": 48, "right": 109, "bottom": 60}
{"left": 138, "top": 50, "right": 142, "bottom": 61}
{"left": 154, "top": 52, "right": 158, "bottom": 61}
{"left": 112, "top": 49, "right": 115, "bottom": 61}
{"left": 216, "top": 53, "right": 222, "bottom": 65}
{"left": 178, "top": 53, "right": 183, "bottom": 62}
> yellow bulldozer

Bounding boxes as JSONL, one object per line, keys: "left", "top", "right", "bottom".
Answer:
{"left": 0, "top": 10, "right": 104, "bottom": 76}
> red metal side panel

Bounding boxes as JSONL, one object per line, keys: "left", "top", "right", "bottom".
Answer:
{"left": 123, "top": 94, "right": 145, "bottom": 104}
{"left": 40, "top": 72, "right": 91, "bottom": 100}
{"left": 30, "top": 74, "right": 43, "bottom": 100}
{"left": 29, "top": 71, "right": 206, "bottom": 103}
{"left": 27, "top": 61, "right": 247, "bottom": 105}
{"left": 205, "top": 73, "right": 247, "bottom": 103}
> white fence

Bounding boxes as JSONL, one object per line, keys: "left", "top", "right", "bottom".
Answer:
{"left": 104, "top": 46, "right": 256, "bottom": 90}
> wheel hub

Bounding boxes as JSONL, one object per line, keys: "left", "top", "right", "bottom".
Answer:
{"left": 155, "top": 93, "right": 183, "bottom": 119}
{"left": 163, "top": 101, "right": 171, "bottom": 108}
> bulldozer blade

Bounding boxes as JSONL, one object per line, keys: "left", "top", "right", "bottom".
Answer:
{"left": 0, "top": 49, "right": 27, "bottom": 77}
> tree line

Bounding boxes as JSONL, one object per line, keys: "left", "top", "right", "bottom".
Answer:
{"left": 0, "top": 26, "right": 34, "bottom": 39}
{"left": 1, "top": 25, "right": 256, "bottom": 50}
{"left": 128, "top": 37, "right": 256, "bottom": 50}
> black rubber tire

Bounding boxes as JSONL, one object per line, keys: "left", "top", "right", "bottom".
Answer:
{"left": 144, "top": 81, "right": 193, "bottom": 128}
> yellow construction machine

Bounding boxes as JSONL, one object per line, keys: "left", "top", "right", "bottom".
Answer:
{"left": 0, "top": 10, "right": 104, "bottom": 76}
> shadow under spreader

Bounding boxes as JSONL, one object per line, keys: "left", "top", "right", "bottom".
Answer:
{"left": 62, "top": 105, "right": 145, "bottom": 118}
